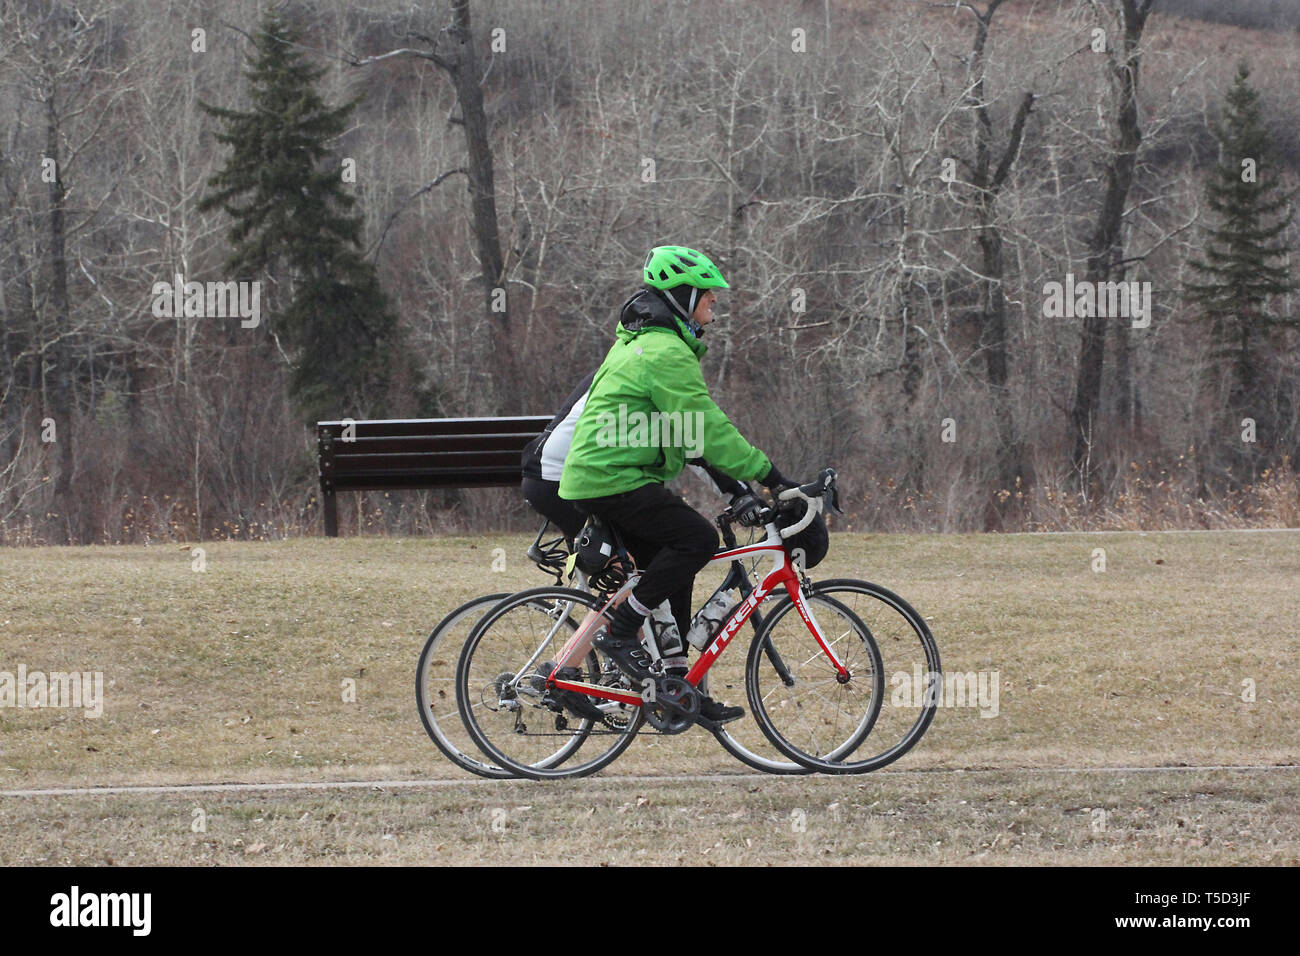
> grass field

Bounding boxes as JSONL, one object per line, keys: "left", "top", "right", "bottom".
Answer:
{"left": 1, "top": 530, "right": 1297, "bottom": 865}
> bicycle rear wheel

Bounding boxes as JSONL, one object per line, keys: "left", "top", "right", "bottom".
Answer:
{"left": 746, "top": 592, "right": 885, "bottom": 773}
{"left": 699, "top": 616, "right": 809, "bottom": 775}
{"left": 416, "top": 594, "right": 517, "bottom": 778}
{"left": 457, "top": 586, "right": 643, "bottom": 780}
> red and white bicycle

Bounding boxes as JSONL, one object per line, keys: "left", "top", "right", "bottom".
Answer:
{"left": 454, "top": 468, "right": 941, "bottom": 779}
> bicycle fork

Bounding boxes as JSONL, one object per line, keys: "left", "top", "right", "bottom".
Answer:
{"left": 785, "top": 580, "right": 852, "bottom": 683}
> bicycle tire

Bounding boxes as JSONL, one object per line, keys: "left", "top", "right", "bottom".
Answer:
{"left": 752, "top": 578, "right": 941, "bottom": 774}
{"left": 805, "top": 578, "right": 941, "bottom": 772}
{"left": 698, "top": 608, "right": 810, "bottom": 775}
{"left": 416, "top": 594, "right": 516, "bottom": 778}
{"left": 456, "top": 586, "right": 644, "bottom": 780}
{"left": 706, "top": 697, "right": 811, "bottom": 774}
{"left": 417, "top": 593, "right": 590, "bottom": 778}
{"left": 745, "top": 592, "right": 886, "bottom": 773}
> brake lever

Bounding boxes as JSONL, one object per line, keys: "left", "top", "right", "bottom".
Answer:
{"left": 817, "top": 467, "right": 842, "bottom": 515}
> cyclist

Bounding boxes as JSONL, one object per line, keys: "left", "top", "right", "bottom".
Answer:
{"left": 558, "top": 245, "right": 796, "bottom": 724}
{"left": 523, "top": 371, "right": 766, "bottom": 543}
{"left": 521, "top": 370, "right": 596, "bottom": 544}
{"left": 523, "top": 369, "right": 776, "bottom": 723}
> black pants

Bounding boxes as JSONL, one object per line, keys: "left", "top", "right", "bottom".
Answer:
{"left": 521, "top": 477, "right": 588, "bottom": 542}
{"left": 570, "top": 482, "right": 718, "bottom": 638}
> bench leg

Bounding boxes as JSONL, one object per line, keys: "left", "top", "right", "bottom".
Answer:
{"left": 322, "top": 488, "right": 338, "bottom": 537}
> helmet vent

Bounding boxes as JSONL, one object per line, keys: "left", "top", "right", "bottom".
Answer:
{"left": 643, "top": 245, "right": 727, "bottom": 291}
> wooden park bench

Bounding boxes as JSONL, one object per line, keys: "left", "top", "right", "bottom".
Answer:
{"left": 316, "top": 416, "right": 551, "bottom": 537}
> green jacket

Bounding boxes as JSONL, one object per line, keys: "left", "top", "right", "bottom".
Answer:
{"left": 558, "top": 291, "right": 771, "bottom": 500}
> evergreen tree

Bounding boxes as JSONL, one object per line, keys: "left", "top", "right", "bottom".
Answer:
{"left": 199, "top": 6, "right": 407, "bottom": 422}
{"left": 1186, "top": 61, "right": 1295, "bottom": 411}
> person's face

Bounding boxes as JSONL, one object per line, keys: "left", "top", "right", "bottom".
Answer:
{"left": 692, "top": 289, "right": 718, "bottom": 325}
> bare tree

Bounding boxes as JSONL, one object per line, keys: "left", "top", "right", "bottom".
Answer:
{"left": 947, "top": 0, "right": 1036, "bottom": 525}
{"left": 4, "top": 1, "right": 133, "bottom": 541}
{"left": 1069, "top": 0, "right": 1157, "bottom": 492}
{"left": 350, "top": 0, "right": 520, "bottom": 410}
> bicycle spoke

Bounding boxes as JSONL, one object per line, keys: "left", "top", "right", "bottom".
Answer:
{"left": 793, "top": 675, "right": 859, "bottom": 693}
{"left": 802, "top": 684, "right": 864, "bottom": 724}
{"left": 798, "top": 630, "right": 850, "bottom": 669}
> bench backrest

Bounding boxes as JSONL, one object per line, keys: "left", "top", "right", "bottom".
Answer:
{"left": 316, "top": 416, "right": 550, "bottom": 534}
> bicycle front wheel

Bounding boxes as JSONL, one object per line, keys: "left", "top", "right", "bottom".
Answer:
{"left": 746, "top": 592, "right": 885, "bottom": 773}
{"left": 457, "top": 587, "right": 643, "bottom": 780}
{"left": 793, "top": 578, "right": 941, "bottom": 773}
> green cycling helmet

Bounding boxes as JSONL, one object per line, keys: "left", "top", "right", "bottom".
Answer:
{"left": 643, "top": 245, "right": 730, "bottom": 291}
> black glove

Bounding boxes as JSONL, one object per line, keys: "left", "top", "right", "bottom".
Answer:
{"left": 729, "top": 491, "right": 765, "bottom": 527}
{"left": 760, "top": 463, "right": 798, "bottom": 491}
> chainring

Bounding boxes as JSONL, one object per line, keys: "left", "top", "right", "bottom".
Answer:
{"left": 642, "top": 675, "right": 700, "bottom": 735}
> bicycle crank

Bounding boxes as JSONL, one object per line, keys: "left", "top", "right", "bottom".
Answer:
{"left": 642, "top": 675, "right": 699, "bottom": 735}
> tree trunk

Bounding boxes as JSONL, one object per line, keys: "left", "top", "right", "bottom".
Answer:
{"left": 449, "top": 0, "right": 518, "bottom": 412}
{"left": 1069, "top": 0, "right": 1153, "bottom": 492}
{"left": 979, "top": 225, "right": 1022, "bottom": 513}
{"left": 45, "top": 99, "right": 77, "bottom": 541}
{"left": 1113, "top": 299, "right": 1133, "bottom": 430}
{"left": 966, "top": 2, "right": 1032, "bottom": 527}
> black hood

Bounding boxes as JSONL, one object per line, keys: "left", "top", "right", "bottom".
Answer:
{"left": 618, "top": 289, "right": 701, "bottom": 341}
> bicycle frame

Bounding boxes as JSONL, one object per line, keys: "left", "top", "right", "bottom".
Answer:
{"left": 492, "top": 517, "right": 770, "bottom": 702}
{"left": 548, "top": 519, "right": 850, "bottom": 708}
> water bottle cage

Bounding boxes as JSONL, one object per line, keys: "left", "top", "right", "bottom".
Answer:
{"left": 648, "top": 616, "right": 684, "bottom": 657}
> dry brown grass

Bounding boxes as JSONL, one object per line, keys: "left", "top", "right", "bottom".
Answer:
{"left": 2, "top": 770, "right": 1295, "bottom": 866}
{"left": 1, "top": 530, "right": 1296, "bottom": 864}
